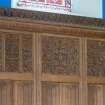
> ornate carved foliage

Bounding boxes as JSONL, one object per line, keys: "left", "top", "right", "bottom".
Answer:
{"left": 0, "top": 33, "right": 33, "bottom": 72}
{"left": 87, "top": 39, "right": 105, "bottom": 76}
{"left": 22, "top": 35, "right": 33, "bottom": 72}
{"left": 0, "top": 8, "right": 105, "bottom": 30}
{"left": 41, "top": 35, "right": 79, "bottom": 75}
{"left": 0, "top": 35, "right": 2, "bottom": 71}
{"left": 5, "top": 34, "right": 19, "bottom": 72}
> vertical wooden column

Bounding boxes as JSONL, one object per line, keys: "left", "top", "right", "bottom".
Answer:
{"left": 33, "top": 33, "right": 42, "bottom": 105}
{"left": 79, "top": 38, "right": 87, "bottom": 105}
{"left": 13, "top": 82, "right": 18, "bottom": 105}
{"left": 97, "top": 85, "right": 104, "bottom": 105}
{"left": 19, "top": 35, "right": 23, "bottom": 72}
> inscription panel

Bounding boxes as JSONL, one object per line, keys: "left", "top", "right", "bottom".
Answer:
{"left": 41, "top": 36, "right": 80, "bottom": 75}
{"left": 87, "top": 39, "right": 105, "bottom": 76}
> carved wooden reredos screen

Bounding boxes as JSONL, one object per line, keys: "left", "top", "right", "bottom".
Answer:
{"left": 1, "top": 10, "right": 105, "bottom": 105}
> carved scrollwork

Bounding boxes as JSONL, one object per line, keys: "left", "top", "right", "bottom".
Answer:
{"left": 0, "top": 8, "right": 105, "bottom": 30}
{"left": 0, "top": 35, "right": 2, "bottom": 71}
{"left": 87, "top": 39, "right": 105, "bottom": 76}
{"left": 41, "top": 36, "right": 79, "bottom": 75}
{"left": 22, "top": 35, "right": 33, "bottom": 72}
{"left": 5, "top": 34, "right": 20, "bottom": 72}
{"left": 0, "top": 33, "right": 33, "bottom": 73}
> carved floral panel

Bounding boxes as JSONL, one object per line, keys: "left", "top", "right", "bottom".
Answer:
{"left": 0, "top": 33, "right": 33, "bottom": 73}
{"left": 87, "top": 39, "right": 105, "bottom": 76}
{"left": 5, "top": 34, "right": 19, "bottom": 72}
{"left": 41, "top": 36, "right": 80, "bottom": 75}
{"left": 22, "top": 35, "right": 33, "bottom": 72}
{"left": 0, "top": 35, "right": 2, "bottom": 72}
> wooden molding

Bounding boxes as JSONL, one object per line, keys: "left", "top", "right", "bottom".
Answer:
{"left": 0, "top": 72, "right": 32, "bottom": 81}
{"left": 0, "top": 16, "right": 105, "bottom": 39}
{"left": 88, "top": 76, "right": 105, "bottom": 84}
{"left": 42, "top": 73, "right": 80, "bottom": 83}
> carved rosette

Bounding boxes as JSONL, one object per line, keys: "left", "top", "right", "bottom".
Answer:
{"left": 41, "top": 36, "right": 79, "bottom": 75}
{"left": 87, "top": 39, "right": 105, "bottom": 76}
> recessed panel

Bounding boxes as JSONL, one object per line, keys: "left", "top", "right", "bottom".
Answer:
{"left": 42, "top": 82, "right": 79, "bottom": 105}
{"left": 41, "top": 36, "right": 80, "bottom": 75}
{"left": 87, "top": 39, "right": 105, "bottom": 76}
{"left": 22, "top": 35, "right": 33, "bottom": 72}
{"left": 0, "top": 81, "right": 13, "bottom": 105}
{"left": 5, "top": 34, "right": 19, "bottom": 72}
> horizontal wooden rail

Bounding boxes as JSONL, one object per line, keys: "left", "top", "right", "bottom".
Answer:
{"left": 42, "top": 74, "right": 105, "bottom": 84}
{"left": 42, "top": 73, "right": 80, "bottom": 83}
{"left": 0, "top": 72, "right": 33, "bottom": 81}
{"left": 88, "top": 76, "right": 105, "bottom": 84}
{"left": 0, "top": 72, "right": 105, "bottom": 84}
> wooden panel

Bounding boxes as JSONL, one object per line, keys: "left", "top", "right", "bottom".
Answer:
{"left": 1, "top": 17, "right": 105, "bottom": 105}
{"left": 0, "top": 35, "right": 3, "bottom": 71}
{"left": 41, "top": 35, "right": 80, "bottom": 75}
{"left": 42, "top": 82, "right": 60, "bottom": 105}
{"left": 103, "top": 86, "right": 105, "bottom": 105}
{"left": 61, "top": 83, "right": 79, "bottom": 105}
{"left": 87, "top": 39, "right": 105, "bottom": 77}
{"left": 14, "top": 81, "right": 33, "bottom": 105}
{"left": 22, "top": 35, "right": 33, "bottom": 72}
{"left": 42, "top": 82, "right": 79, "bottom": 105}
{"left": 0, "top": 32, "right": 33, "bottom": 73}
{"left": 5, "top": 34, "right": 19, "bottom": 72}
{"left": 0, "top": 81, "right": 13, "bottom": 105}
{"left": 88, "top": 85, "right": 103, "bottom": 105}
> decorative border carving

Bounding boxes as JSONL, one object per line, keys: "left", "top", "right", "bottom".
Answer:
{"left": 0, "top": 8, "right": 105, "bottom": 30}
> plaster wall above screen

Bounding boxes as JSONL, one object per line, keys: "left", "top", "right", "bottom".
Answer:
{"left": 0, "top": 0, "right": 104, "bottom": 19}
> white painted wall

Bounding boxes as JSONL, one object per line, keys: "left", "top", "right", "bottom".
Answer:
{"left": 71, "top": 0, "right": 102, "bottom": 18}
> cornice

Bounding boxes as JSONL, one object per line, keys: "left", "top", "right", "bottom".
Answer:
{"left": 0, "top": 8, "right": 105, "bottom": 39}
{"left": 0, "top": 8, "right": 105, "bottom": 29}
